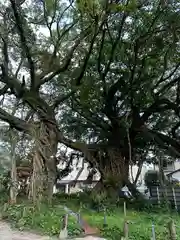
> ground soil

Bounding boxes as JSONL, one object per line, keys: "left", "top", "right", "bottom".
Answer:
{"left": 0, "top": 221, "right": 105, "bottom": 240}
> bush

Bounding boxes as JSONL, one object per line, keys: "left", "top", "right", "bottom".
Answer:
{"left": 54, "top": 191, "right": 108, "bottom": 210}
{"left": 1, "top": 193, "right": 179, "bottom": 240}
{"left": 1, "top": 202, "right": 82, "bottom": 237}
{"left": 101, "top": 226, "right": 122, "bottom": 239}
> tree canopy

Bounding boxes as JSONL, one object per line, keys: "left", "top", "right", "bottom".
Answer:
{"left": 0, "top": 0, "right": 180, "bottom": 199}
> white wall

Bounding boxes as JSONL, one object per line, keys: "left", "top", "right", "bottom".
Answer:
{"left": 154, "top": 160, "right": 180, "bottom": 176}
{"left": 58, "top": 161, "right": 153, "bottom": 187}
{"left": 129, "top": 164, "right": 154, "bottom": 186}
{"left": 174, "top": 161, "right": 180, "bottom": 170}
{"left": 57, "top": 157, "right": 100, "bottom": 181}
{"left": 171, "top": 172, "right": 180, "bottom": 181}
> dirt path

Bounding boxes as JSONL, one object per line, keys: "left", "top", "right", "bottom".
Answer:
{"left": 0, "top": 221, "right": 105, "bottom": 240}
{"left": 0, "top": 221, "right": 54, "bottom": 240}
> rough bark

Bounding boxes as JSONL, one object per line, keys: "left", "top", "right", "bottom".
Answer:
{"left": 10, "top": 146, "right": 17, "bottom": 204}
{"left": 9, "top": 131, "right": 17, "bottom": 204}
{"left": 94, "top": 148, "right": 129, "bottom": 196}
{"left": 29, "top": 151, "right": 45, "bottom": 204}
{"left": 29, "top": 120, "right": 58, "bottom": 204}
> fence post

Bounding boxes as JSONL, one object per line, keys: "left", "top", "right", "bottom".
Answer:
{"left": 157, "top": 186, "right": 160, "bottom": 204}
{"left": 151, "top": 222, "right": 156, "bottom": 240}
{"left": 121, "top": 202, "right": 129, "bottom": 240}
{"left": 168, "top": 220, "right": 177, "bottom": 240}
{"left": 78, "top": 202, "right": 82, "bottom": 225}
{"left": 59, "top": 214, "right": 68, "bottom": 239}
{"left": 124, "top": 201, "right": 127, "bottom": 218}
{"left": 122, "top": 221, "right": 129, "bottom": 240}
{"left": 172, "top": 187, "right": 178, "bottom": 211}
{"left": 103, "top": 206, "right": 108, "bottom": 227}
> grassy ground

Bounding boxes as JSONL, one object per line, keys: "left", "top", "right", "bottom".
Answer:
{"left": 0, "top": 193, "right": 180, "bottom": 239}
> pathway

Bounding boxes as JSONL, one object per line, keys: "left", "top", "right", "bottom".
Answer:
{"left": 0, "top": 221, "right": 106, "bottom": 240}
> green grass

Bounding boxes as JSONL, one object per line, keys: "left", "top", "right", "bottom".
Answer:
{"left": 0, "top": 193, "right": 180, "bottom": 239}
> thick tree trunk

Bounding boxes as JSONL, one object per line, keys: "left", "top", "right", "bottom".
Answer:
{"left": 29, "top": 152, "right": 46, "bottom": 204}
{"left": 92, "top": 147, "right": 143, "bottom": 199}
{"left": 10, "top": 130, "right": 17, "bottom": 204}
{"left": 29, "top": 120, "right": 58, "bottom": 204}
{"left": 94, "top": 148, "right": 129, "bottom": 197}
{"left": 10, "top": 147, "right": 17, "bottom": 204}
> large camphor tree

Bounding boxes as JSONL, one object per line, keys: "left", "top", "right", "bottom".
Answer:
{"left": 0, "top": 0, "right": 180, "bottom": 200}
{"left": 58, "top": 0, "right": 180, "bottom": 194}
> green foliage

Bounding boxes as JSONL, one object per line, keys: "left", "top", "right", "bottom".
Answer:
{"left": 0, "top": 0, "right": 180, "bottom": 215}
{"left": 45, "top": 0, "right": 55, "bottom": 13}
{"left": 76, "top": 0, "right": 101, "bottom": 19}
{"left": 1, "top": 202, "right": 82, "bottom": 237}
{"left": 88, "top": 191, "right": 107, "bottom": 210}
{"left": 1, "top": 194, "right": 180, "bottom": 239}
{"left": 59, "top": 0, "right": 180, "bottom": 171}
{"left": 109, "top": 0, "right": 138, "bottom": 13}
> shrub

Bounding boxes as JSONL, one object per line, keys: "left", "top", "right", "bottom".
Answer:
{"left": 101, "top": 226, "right": 122, "bottom": 239}
{"left": 1, "top": 202, "right": 82, "bottom": 237}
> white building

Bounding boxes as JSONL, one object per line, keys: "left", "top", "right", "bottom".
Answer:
{"left": 54, "top": 158, "right": 154, "bottom": 194}
{"left": 154, "top": 160, "right": 180, "bottom": 181}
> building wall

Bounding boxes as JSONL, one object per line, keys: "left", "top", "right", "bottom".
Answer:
{"left": 171, "top": 172, "right": 180, "bottom": 181}
{"left": 129, "top": 164, "right": 154, "bottom": 186}
{"left": 58, "top": 160, "right": 100, "bottom": 182}
{"left": 154, "top": 160, "right": 180, "bottom": 176}
{"left": 174, "top": 161, "right": 180, "bottom": 170}
{"left": 68, "top": 182, "right": 97, "bottom": 194}
{"left": 56, "top": 156, "right": 155, "bottom": 194}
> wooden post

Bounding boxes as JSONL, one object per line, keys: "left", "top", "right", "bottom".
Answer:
{"left": 78, "top": 202, "right": 82, "bottom": 225}
{"left": 122, "top": 202, "right": 128, "bottom": 240}
{"left": 172, "top": 188, "right": 177, "bottom": 211}
{"left": 123, "top": 221, "right": 129, "bottom": 240}
{"left": 103, "top": 207, "right": 108, "bottom": 227}
{"left": 168, "top": 220, "right": 176, "bottom": 240}
{"left": 59, "top": 214, "right": 68, "bottom": 239}
{"left": 156, "top": 186, "right": 160, "bottom": 204}
{"left": 151, "top": 222, "right": 156, "bottom": 240}
{"left": 124, "top": 201, "right": 127, "bottom": 218}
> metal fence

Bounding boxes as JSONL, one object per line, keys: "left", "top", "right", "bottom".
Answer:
{"left": 149, "top": 186, "right": 180, "bottom": 210}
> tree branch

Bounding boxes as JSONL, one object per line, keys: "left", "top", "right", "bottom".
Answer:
{"left": 171, "top": 122, "right": 180, "bottom": 139}
{"left": 52, "top": 21, "right": 77, "bottom": 61}
{"left": 154, "top": 63, "right": 180, "bottom": 90}
{"left": 102, "top": 12, "right": 127, "bottom": 80}
{"left": 0, "top": 107, "right": 29, "bottom": 132}
{"left": 72, "top": 98, "right": 110, "bottom": 131}
{"left": 37, "top": 26, "right": 92, "bottom": 88}
{"left": 141, "top": 98, "right": 180, "bottom": 123}
{"left": 10, "top": 0, "right": 35, "bottom": 89}
{"left": 75, "top": 19, "right": 100, "bottom": 86}
{"left": 97, "top": 27, "right": 107, "bottom": 95}
{"left": 104, "top": 77, "right": 125, "bottom": 118}
{"left": 155, "top": 76, "right": 180, "bottom": 96}
{"left": 71, "top": 107, "right": 110, "bottom": 132}
{"left": 141, "top": 127, "right": 180, "bottom": 157}
{"left": 0, "top": 34, "right": 25, "bottom": 97}
{"left": 58, "top": 132, "right": 106, "bottom": 153}
{"left": 52, "top": 90, "right": 76, "bottom": 109}
{"left": 0, "top": 85, "right": 9, "bottom": 95}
